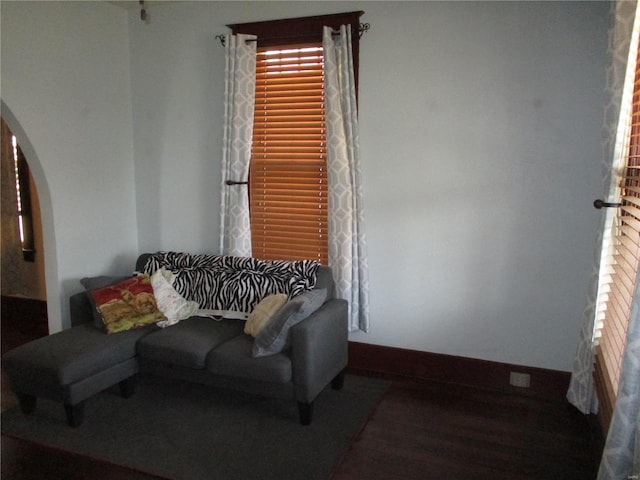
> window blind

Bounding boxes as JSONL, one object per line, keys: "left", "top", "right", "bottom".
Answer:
{"left": 594, "top": 41, "right": 640, "bottom": 428}
{"left": 249, "top": 43, "right": 329, "bottom": 264}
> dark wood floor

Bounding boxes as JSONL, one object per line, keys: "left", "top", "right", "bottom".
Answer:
{"left": 1, "top": 297, "right": 600, "bottom": 480}
{"left": 331, "top": 377, "right": 599, "bottom": 480}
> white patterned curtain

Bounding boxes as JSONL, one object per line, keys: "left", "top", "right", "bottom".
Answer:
{"left": 323, "top": 25, "right": 370, "bottom": 332}
{"left": 219, "top": 34, "right": 256, "bottom": 257}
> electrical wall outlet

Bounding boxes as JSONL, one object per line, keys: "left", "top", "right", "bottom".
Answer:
{"left": 509, "top": 371, "right": 531, "bottom": 388}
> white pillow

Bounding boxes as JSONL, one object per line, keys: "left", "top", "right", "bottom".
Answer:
{"left": 151, "top": 269, "right": 199, "bottom": 328}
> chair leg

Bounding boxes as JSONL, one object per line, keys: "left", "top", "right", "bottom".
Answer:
{"left": 298, "top": 401, "right": 314, "bottom": 426}
{"left": 64, "top": 401, "right": 85, "bottom": 428}
{"left": 16, "top": 393, "right": 37, "bottom": 414}
{"left": 331, "top": 368, "right": 346, "bottom": 390}
{"left": 118, "top": 375, "right": 137, "bottom": 399}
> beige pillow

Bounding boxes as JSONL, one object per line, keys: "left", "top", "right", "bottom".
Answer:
{"left": 244, "top": 294, "right": 288, "bottom": 337}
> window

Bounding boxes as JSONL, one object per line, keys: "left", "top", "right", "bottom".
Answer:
{"left": 228, "top": 12, "right": 363, "bottom": 264}
{"left": 593, "top": 37, "right": 640, "bottom": 429}
{"left": 250, "top": 43, "right": 328, "bottom": 263}
{"left": 12, "top": 135, "right": 35, "bottom": 262}
{"left": 1, "top": 118, "right": 35, "bottom": 262}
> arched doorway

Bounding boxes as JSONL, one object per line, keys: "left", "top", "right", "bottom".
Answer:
{"left": 1, "top": 117, "right": 48, "bottom": 349}
{"left": 1, "top": 104, "right": 62, "bottom": 337}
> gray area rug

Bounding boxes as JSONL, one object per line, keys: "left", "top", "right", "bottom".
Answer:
{"left": 1, "top": 374, "right": 388, "bottom": 480}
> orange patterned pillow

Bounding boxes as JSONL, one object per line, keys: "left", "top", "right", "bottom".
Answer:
{"left": 89, "top": 274, "right": 165, "bottom": 334}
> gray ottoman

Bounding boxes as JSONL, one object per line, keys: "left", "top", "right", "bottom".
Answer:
{"left": 2, "top": 323, "right": 152, "bottom": 426}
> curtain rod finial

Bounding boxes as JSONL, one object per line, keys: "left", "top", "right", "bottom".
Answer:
{"left": 139, "top": 0, "right": 147, "bottom": 22}
{"left": 358, "top": 23, "right": 370, "bottom": 38}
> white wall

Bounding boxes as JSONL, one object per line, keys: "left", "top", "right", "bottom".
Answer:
{"left": 129, "top": 1, "right": 609, "bottom": 371}
{"left": 351, "top": 1, "right": 608, "bottom": 371}
{"left": 1, "top": 1, "right": 138, "bottom": 330}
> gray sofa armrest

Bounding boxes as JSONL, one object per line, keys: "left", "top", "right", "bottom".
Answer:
{"left": 290, "top": 298, "right": 348, "bottom": 403}
{"left": 69, "top": 292, "right": 94, "bottom": 327}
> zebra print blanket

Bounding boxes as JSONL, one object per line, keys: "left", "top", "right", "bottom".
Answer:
{"left": 141, "top": 252, "right": 319, "bottom": 318}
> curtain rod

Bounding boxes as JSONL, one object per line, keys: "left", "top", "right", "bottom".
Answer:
{"left": 215, "top": 22, "right": 370, "bottom": 47}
